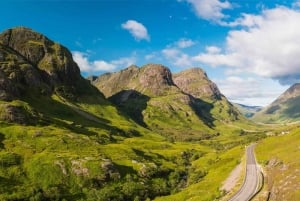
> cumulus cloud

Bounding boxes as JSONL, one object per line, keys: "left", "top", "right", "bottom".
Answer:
{"left": 121, "top": 20, "right": 150, "bottom": 41}
{"left": 214, "top": 76, "right": 287, "bottom": 106}
{"left": 205, "top": 46, "right": 221, "bottom": 54}
{"left": 194, "top": 6, "right": 300, "bottom": 85}
{"left": 72, "top": 51, "right": 136, "bottom": 74}
{"left": 176, "top": 38, "right": 196, "bottom": 48}
{"left": 162, "top": 48, "right": 192, "bottom": 67}
{"left": 180, "top": 0, "right": 232, "bottom": 23}
{"left": 160, "top": 38, "right": 196, "bottom": 67}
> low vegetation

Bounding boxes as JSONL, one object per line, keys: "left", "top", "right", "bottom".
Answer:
{"left": 0, "top": 92, "right": 268, "bottom": 201}
{"left": 0, "top": 27, "right": 282, "bottom": 201}
{"left": 255, "top": 124, "right": 300, "bottom": 201}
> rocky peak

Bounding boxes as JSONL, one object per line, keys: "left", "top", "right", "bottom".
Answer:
{"left": 281, "top": 83, "right": 300, "bottom": 98}
{"left": 138, "top": 64, "right": 175, "bottom": 95}
{"left": 173, "top": 68, "right": 222, "bottom": 100}
{"left": 272, "top": 83, "right": 300, "bottom": 105}
{"left": 94, "top": 64, "right": 178, "bottom": 97}
{"left": 0, "top": 27, "right": 80, "bottom": 85}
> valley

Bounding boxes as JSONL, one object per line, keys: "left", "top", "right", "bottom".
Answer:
{"left": 0, "top": 27, "right": 299, "bottom": 201}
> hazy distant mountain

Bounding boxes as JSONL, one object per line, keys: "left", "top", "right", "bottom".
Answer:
{"left": 252, "top": 83, "right": 300, "bottom": 123}
{"left": 233, "top": 103, "right": 262, "bottom": 118}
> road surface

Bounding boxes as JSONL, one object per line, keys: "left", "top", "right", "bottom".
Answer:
{"left": 228, "top": 144, "right": 261, "bottom": 201}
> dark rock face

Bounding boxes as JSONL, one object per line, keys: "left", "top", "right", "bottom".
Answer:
{"left": 0, "top": 27, "right": 81, "bottom": 86}
{"left": 173, "top": 68, "right": 222, "bottom": 100}
{"left": 0, "top": 27, "right": 105, "bottom": 124}
{"left": 0, "top": 69, "right": 18, "bottom": 101}
{"left": 0, "top": 27, "right": 92, "bottom": 102}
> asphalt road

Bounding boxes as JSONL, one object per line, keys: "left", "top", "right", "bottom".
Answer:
{"left": 228, "top": 144, "right": 260, "bottom": 201}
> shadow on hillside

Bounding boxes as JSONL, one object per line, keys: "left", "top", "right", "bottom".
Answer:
{"left": 109, "top": 90, "right": 150, "bottom": 128}
{"left": 115, "top": 163, "right": 137, "bottom": 177}
{"left": 283, "top": 96, "right": 300, "bottom": 118}
{"left": 22, "top": 95, "right": 128, "bottom": 137}
{"left": 188, "top": 95, "right": 215, "bottom": 128}
{"left": 0, "top": 133, "right": 5, "bottom": 149}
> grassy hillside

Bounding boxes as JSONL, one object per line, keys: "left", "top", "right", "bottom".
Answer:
{"left": 0, "top": 92, "right": 267, "bottom": 201}
{"left": 0, "top": 27, "right": 269, "bottom": 201}
{"left": 252, "top": 96, "right": 300, "bottom": 123}
{"left": 255, "top": 124, "right": 300, "bottom": 201}
{"left": 94, "top": 65, "right": 253, "bottom": 142}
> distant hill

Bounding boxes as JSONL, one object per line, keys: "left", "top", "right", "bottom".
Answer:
{"left": 252, "top": 83, "right": 300, "bottom": 123}
{"left": 233, "top": 103, "right": 262, "bottom": 118}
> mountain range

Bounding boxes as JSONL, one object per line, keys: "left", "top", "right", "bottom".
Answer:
{"left": 91, "top": 64, "right": 246, "bottom": 140}
{"left": 0, "top": 27, "right": 295, "bottom": 201}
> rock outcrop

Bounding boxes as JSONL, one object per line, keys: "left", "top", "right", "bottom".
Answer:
{"left": 93, "top": 64, "right": 180, "bottom": 98}
{"left": 0, "top": 27, "right": 97, "bottom": 102}
{"left": 173, "top": 68, "right": 222, "bottom": 100}
{"left": 0, "top": 27, "right": 80, "bottom": 85}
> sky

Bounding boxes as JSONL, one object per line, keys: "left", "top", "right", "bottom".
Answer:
{"left": 2, "top": 0, "right": 300, "bottom": 106}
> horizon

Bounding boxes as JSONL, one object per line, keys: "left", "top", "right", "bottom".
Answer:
{"left": 2, "top": 0, "right": 300, "bottom": 106}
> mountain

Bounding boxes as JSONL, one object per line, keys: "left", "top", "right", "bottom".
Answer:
{"left": 173, "top": 68, "right": 221, "bottom": 100}
{"left": 172, "top": 68, "right": 242, "bottom": 122}
{"left": 252, "top": 83, "right": 300, "bottom": 123}
{"left": 0, "top": 27, "right": 264, "bottom": 201}
{"left": 233, "top": 103, "right": 262, "bottom": 118}
{"left": 92, "top": 65, "right": 245, "bottom": 141}
{"left": 0, "top": 27, "right": 122, "bottom": 124}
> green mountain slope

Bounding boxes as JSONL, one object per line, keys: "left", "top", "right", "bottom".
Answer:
{"left": 93, "top": 65, "right": 249, "bottom": 141}
{"left": 256, "top": 124, "right": 300, "bottom": 200}
{"left": 0, "top": 27, "right": 265, "bottom": 201}
{"left": 252, "top": 83, "right": 300, "bottom": 123}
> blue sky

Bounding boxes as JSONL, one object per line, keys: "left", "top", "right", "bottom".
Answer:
{"left": 2, "top": 0, "right": 300, "bottom": 106}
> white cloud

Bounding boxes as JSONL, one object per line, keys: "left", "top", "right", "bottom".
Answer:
{"left": 214, "top": 76, "right": 287, "bottom": 106}
{"left": 121, "top": 20, "right": 150, "bottom": 41}
{"left": 72, "top": 51, "right": 136, "bottom": 74}
{"left": 194, "top": 6, "right": 300, "bottom": 85}
{"left": 162, "top": 48, "right": 181, "bottom": 58}
{"left": 160, "top": 38, "right": 196, "bottom": 67}
{"left": 205, "top": 46, "right": 221, "bottom": 54}
{"left": 162, "top": 48, "right": 192, "bottom": 67}
{"left": 176, "top": 38, "right": 196, "bottom": 48}
{"left": 180, "top": 0, "right": 232, "bottom": 23}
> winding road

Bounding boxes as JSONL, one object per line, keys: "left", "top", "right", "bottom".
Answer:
{"left": 228, "top": 144, "right": 261, "bottom": 201}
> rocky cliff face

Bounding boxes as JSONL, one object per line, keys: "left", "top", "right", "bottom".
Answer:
{"left": 0, "top": 27, "right": 105, "bottom": 124}
{"left": 93, "top": 64, "right": 243, "bottom": 139}
{"left": 173, "top": 68, "right": 222, "bottom": 100}
{"left": 0, "top": 27, "right": 94, "bottom": 101}
{"left": 94, "top": 64, "right": 180, "bottom": 98}
{"left": 0, "top": 27, "right": 80, "bottom": 85}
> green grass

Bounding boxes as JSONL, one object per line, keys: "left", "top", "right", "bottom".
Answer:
{"left": 256, "top": 124, "right": 300, "bottom": 201}
{"left": 0, "top": 91, "right": 269, "bottom": 200}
